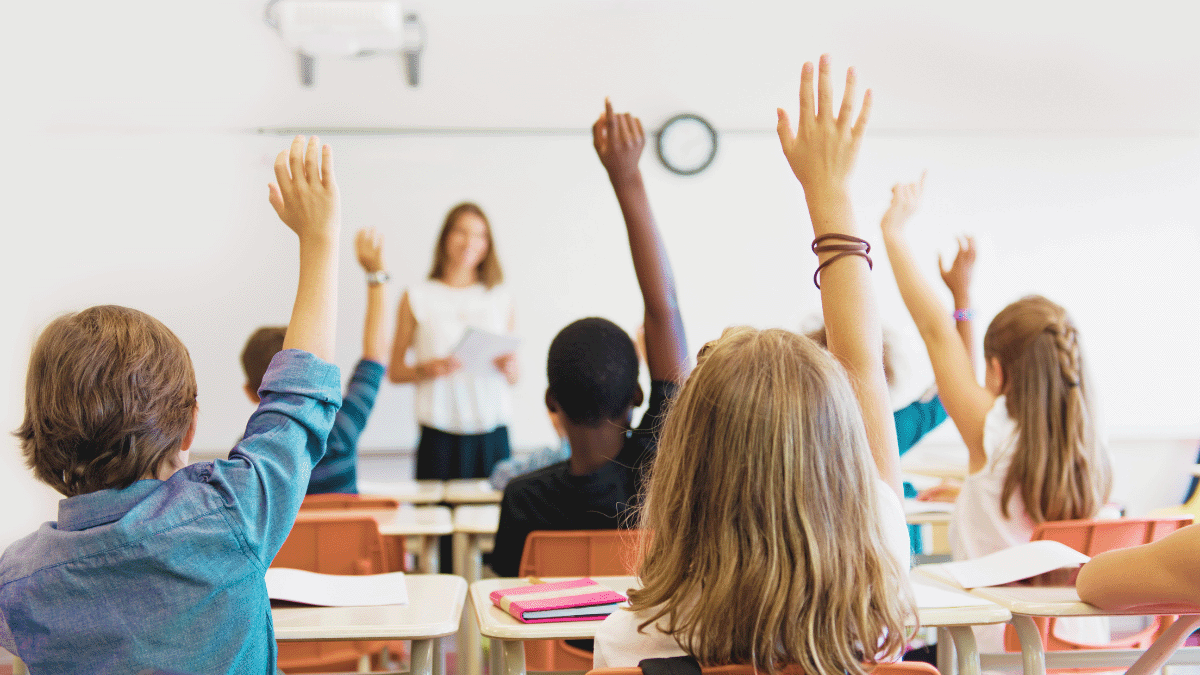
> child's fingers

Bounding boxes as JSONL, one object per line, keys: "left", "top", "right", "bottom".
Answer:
{"left": 304, "top": 136, "right": 320, "bottom": 184}
{"left": 605, "top": 97, "right": 617, "bottom": 144}
{"left": 634, "top": 116, "right": 644, "bottom": 142}
{"left": 320, "top": 143, "right": 335, "bottom": 188}
{"left": 268, "top": 183, "right": 284, "bottom": 215}
{"left": 938, "top": 253, "right": 947, "bottom": 276}
{"left": 775, "top": 108, "right": 793, "bottom": 148}
{"left": 816, "top": 54, "right": 833, "bottom": 119}
{"left": 287, "top": 136, "right": 305, "bottom": 186}
{"left": 837, "top": 66, "right": 856, "bottom": 129}
{"left": 273, "top": 149, "right": 291, "bottom": 190}
{"left": 618, "top": 113, "right": 635, "bottom": 145}
{"left": 798, "top": 61, "right": 815, "bottom": 122}
{"left": 851, "top": 89, "right": 872, "bottom": 139}
{"left": 592, "top": 115, "right": 607, "bottom": 152}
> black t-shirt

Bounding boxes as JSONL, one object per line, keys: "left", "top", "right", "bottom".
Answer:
{"left": 489, "top": 380, "right": 677, "bottom": 577}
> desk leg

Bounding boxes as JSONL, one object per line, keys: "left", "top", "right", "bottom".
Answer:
{"left": 946, "top": 626, "right": 981, "bottom": 675}
{"left": 421, "top": 535, "right": 438, "bottom": 574}
{"left": 1009, "top": 616, "right": 1047, "bottom": 675}
{"left": 936, "top": 627, "right": 957, "bottom": 675}
{"left": 460, "top": 584, "right": 483, "bottom": 675}
{"left": 412, "top": 638, "right": 434, "bottom": 675}
{"left": 499, "top": 638, "right": 526, "bottom": 675}
{"left": 433, "top": 636, "right": 445, "bottom": 675}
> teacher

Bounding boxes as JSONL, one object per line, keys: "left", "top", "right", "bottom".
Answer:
{"left": 388, "top": 202, "right": 518, "bottom": 479}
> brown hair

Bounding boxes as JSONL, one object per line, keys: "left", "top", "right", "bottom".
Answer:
{"left": 428, "top": 202, "right": 504, "bottom": 288}
{"left": 983, "top": 295, "right": 1111, "bottom": 523}
{"left": 242, "top": 326, "right": 286, "bottom": 394}
{"left": 629, "top": 327, "right": 913, "bottom": 675}
{"left": 15, "top": 305, "right": 198, "bottom": 497}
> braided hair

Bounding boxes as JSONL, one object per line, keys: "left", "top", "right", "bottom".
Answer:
{"left": 982, "top": 296, "right": 1111, "bottom": 524}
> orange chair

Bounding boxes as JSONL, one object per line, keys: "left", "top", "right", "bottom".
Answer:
{"left": 586, "top": 660, "right": 941, "bottom": 675}
{"left": 272, "top": 515, "right": 406, "bottom": 673}
{"left": 299, "top": 494, "right": 401, "bottom": 510}
{"left": 1002, "top": 515, "right": 1194, "bottom": 663}
{"left": 518, "top": 530, "right": 643, "bottom": 671}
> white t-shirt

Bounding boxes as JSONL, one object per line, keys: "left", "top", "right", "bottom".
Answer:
{"left": 406, "top": 280, "right": 514, "bottom": 435}
{"left": 592, "top": 479, "right": 910, "bottom": 669}
{"left": 949, "top": 395, "right": 1033, "bottom": 561}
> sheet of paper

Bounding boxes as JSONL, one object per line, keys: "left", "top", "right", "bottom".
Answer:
{"left": 911, "top": 581, "right": 996, "bottom": 608}
{"left": 903, "top": 499, "right": 955, "bottom": 515}
{"left": 940, "top": 540, "right": 1090, "bottom": 589}
{"left": 266, "top": 568, "right": 409, "bottom": 607}
{"left": 450, "top": 328, "right": 520, "bottom": 375}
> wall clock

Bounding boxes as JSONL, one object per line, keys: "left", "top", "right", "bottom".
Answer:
{"left": 656, "top": 113, "right": 718, "bottom": 176}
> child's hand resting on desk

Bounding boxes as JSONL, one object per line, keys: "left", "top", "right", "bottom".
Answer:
{"left": 776, "top": 54, "right": 871, "bottom": 193}
{"left": 593, "top": 98, "right": 645, "bottom": 182}
{"left": 917, "top": 479, "right": 962, "bottom": 503}
{"left": 355, "top": 228, "right": 385, "bottom": 273}
{"left": 269, "top": 136, "right": 340, "bottom": 241}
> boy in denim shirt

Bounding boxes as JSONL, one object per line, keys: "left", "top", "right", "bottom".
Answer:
{"left": 0, "top": 136, "right": 344, "bottom": 675}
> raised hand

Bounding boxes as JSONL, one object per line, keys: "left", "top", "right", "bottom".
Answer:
{"left": 939, "top": 236, "right": 977, "bottom": 299}
{"left": 269, "top": 135, "right": 340, "bottom": 242}
{"left": 355, "top": 228, "right": 385, "bottom": 273}
{"left": 776, "top": 54, "right": 871, "bottom": 194}
{"left": 880, "top": 173, "right": 926, "bottom": 235}
{"left": 593, "top": 98, "right": 645, "bottom": 183}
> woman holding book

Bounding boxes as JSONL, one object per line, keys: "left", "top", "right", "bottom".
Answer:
{"left": 388, "top": 202, "right": 518, "bottom": 479}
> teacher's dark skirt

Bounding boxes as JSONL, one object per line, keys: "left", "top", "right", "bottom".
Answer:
{"left": 415, "top": 425, "right": 512, "bottom": 480}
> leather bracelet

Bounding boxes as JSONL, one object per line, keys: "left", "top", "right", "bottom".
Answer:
{"left": 812, "top": 233, "right": 871, "bottom": 254}
{"left": 813, "top": 251, "right": 873, "bottom": 289}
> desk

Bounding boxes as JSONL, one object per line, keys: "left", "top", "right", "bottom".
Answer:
{"left": 473, "top": 576, "right": 1008, "bottom": 675}
{"left": 915, "top": 567, "right": 1200, "bottom": 675}
{"left": 274, "top": 573, "right": 465, "bottom": 675}
{"left": 358, "top": 479, "right": 446, "bottom": 504}
{"left": 453, "top": 504, "right": 501, "bottom": 675}
{"left": 444, "top": 478, "right": 504, "bottom": 504}
{"left": 297, "top": 505, "right": 453, "bottom": 573}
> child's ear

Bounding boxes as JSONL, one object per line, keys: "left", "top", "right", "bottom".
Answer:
{"left": 631, "top": 384, "right": 644, "bottom": 409}
{"left": 181, "top": 405, "right": 199, "bottom": 452}
{"left": 244, "top": 383, "right": 261, "bottom": 404}
{"left": 544, "top": 388, "right": 559, "bottom": 414}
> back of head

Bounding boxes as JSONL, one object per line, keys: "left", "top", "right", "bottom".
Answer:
{"left": 983, "top": 295, "right": 1111, "bottom": 523}
{"left": 16, "top": 305, "right": 198, "bottom": 497}
{"left": 629, "top": 327, "right": 912, "bottom": 675}
{"left": 242, "top": 326, "right": 287, "bottom": 394}
{"left": 546, "top": 318, "right": 639, "bottom": 425}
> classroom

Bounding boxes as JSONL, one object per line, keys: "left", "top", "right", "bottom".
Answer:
{"left": 1, "top": 0, "right": 1198, "bottom": 673}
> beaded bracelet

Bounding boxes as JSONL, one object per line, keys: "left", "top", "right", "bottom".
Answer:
{"left": 812, "top": 234, "right": 872, "bottom": 289}
{"left": 953, "top": 308, "right": 975, "bottom": 321}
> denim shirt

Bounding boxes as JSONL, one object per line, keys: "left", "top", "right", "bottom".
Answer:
{"left": 0, "top": 349, "right": 341, "bottom": 675}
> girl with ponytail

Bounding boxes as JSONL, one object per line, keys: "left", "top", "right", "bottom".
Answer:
{"left": 879, "top": 176, "right": 1111, "bottom": 562}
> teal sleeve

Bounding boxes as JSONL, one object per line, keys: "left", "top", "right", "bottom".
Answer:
{"left": 893, "top": 395, "right": 948, "bottom": 456}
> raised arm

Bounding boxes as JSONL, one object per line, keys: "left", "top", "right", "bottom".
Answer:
{"left": 879, "top": 177, "right": 993, "bottom": 471}
{"left": 1077, "top": 524, "right": 1200, "bottom": 610}
{"left": 355, "top": 228, "right": 390, "bottom": 364}
{"left": 268, "top": 135, "right": 339, "bottom": 361}
{"left": 776, "top": 56, "right": 900, "bottom": 496}
{"left": 939, "top": 236, "right": 978, "bottom": 372}
{"left": 593, "top": 98, "right": 688, "bottom": 384}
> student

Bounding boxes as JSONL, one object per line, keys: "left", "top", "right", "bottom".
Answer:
{"left": 0, "top": 136, "right": 343, "bottom": 675}
{"left": 241, "top": 227, "right": 391, "bottom": 494}
{"left": 594, "top": 57, "right": 913, "bottom": 674}
{"left": 879, "top": 174, "right": 1112, "bottom": 560}
{"left": 388, "top": 202, "right": 518, "bottom": 480}
{"left": 489, "top": 99, "right": 689, "bottom": 578}
{"left": 1077, "top": 523, "right": 1200, "bottom": 610}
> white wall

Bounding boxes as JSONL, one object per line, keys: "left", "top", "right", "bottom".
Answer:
{"left": 2, "top": 0, "right": 1198, "bottom": 549}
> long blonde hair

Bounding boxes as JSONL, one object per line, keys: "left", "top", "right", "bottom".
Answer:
{"left": 628, "top": 327, "right": 913, "bottom": 675}
{"left": 983, "top": 295, "right": 1111, "bottom": 523}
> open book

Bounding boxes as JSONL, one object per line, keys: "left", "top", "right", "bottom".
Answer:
{"left": 919, "top": 540, "right": 1091, "bottom": 589}
{"left": 266, "top": 568, "right": 409, "bottom": 606}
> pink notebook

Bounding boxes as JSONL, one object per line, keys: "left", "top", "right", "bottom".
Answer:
{"left": 489, "top": 578, "right": 627, "bottom": 623}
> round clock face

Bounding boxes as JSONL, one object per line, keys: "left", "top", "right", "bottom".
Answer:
{"left": 656, "top": 113, "right": 718, "bottom": 176}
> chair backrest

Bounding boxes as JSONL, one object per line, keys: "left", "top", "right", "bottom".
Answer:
{"left": 518, "top": 529, "right": 642, "bottom": 578}
{"left": 300, "top": 493, "right": 401, "bottom": 510}
{"left": 585, "top": 661, "right": 940, "bottom": 675}
{"left": 272, "top": 515, "right": 389, "bottom": 575}
{"left": 1031, "top": 516, "right": 1194, "bottom": 555}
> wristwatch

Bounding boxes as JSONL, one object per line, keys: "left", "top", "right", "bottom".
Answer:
{"left": 366, "top": 270, "right": 391, "bottom": 285}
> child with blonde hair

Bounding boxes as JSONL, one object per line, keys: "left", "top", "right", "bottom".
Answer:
{"left": 594, "top": 56, "right": 914, "bottom": 675}
{"left": 879, "top": 175, "right": 1112, "bottom": 561}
